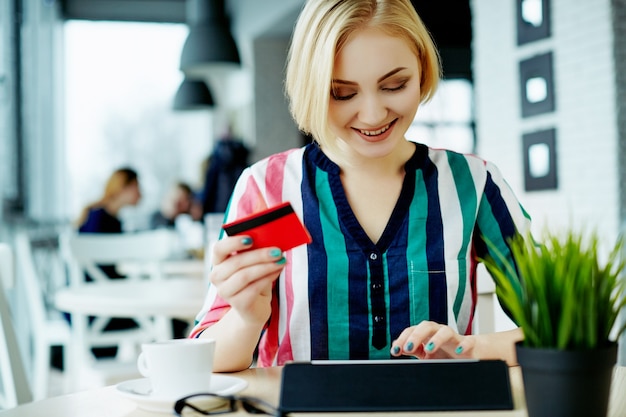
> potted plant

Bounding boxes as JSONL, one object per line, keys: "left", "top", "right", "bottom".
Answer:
{"left": 482, "top": 228, "right": 626, "bottom": 417}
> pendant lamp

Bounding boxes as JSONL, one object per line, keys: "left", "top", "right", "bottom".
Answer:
{"left": 173, "top": 78, "right": 215, "bottom": 110}
{"left": 179, "top": 0, "right": 241, "bottom": 79}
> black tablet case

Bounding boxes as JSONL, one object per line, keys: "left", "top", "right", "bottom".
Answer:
{"left": 278, "top": 360, "right": 513, "bottom": 414}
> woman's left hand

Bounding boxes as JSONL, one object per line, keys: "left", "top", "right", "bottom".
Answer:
{"left": 390, "top": 321, "right": 476, "bottom": 360}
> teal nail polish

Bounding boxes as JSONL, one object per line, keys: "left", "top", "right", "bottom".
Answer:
{"left": 269, "top": 248, "right": 282, "bottom": 258}
{"left": 425, "top": 341, "right": 435, "bottom": 352}
{"left": 455, "top": 346, "right": 464, "bottom": 355}
{"left": 405, "top": 342, "right": 414, "bottom": 352}
{"left": 276, "top": 256, "right": 287, "bottom": 265}
{"left": 392, "top": 346, "right": 401, "bottom": 355}
{"left": 242, "top": 237, "right": 252, "bottom": 245}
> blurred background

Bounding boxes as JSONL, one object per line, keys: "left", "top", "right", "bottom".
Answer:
{"left": 1, "top": 0, "right": 625, "bottom": 377}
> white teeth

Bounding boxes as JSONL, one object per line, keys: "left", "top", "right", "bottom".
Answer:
{"left": 359, "top": 123, "right": 390, "bottom": 136}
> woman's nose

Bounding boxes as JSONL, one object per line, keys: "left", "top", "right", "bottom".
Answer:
{"left": 358, "top": 94, "right": 388, "bottom": 126}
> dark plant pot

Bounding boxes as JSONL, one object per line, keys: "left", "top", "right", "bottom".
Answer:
{"left": 516, "top": 341, "right": 617, "bottom": 417}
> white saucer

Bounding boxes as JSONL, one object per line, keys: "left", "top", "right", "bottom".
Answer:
{"left": 116, "top": 374, "right": 248, "bottom": 413}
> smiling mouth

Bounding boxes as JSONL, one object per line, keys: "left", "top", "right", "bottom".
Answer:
{"left": 356, "top": 119, "right": 397, "bottom": 136}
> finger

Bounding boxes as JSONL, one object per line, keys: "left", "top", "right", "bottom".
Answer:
{"left": 390, "top": 327, "right": 415, "bottom": 356}
{"left": 390, "top": 321, "right": 441, "bottom": 357}
{"left": 211, "top": 245, "right": 283, "bottom": 286}
{"left": 225, "top": 272, "right": 278, "bottom": 308}
{"left": 212, "top": 235, "right": 254, "bottom": 264}
{"left": 217, "top": 261, "right": 283, "bottom": 299}
{"left": 450, "top": 335, "right": 476, "bottom": 358}
{"left": 420, "top": 325, "right": 458, "bottom": 358}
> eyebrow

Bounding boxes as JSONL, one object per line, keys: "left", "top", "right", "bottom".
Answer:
{"left": 332, "top": 67, "right": 408, "bottom": 86}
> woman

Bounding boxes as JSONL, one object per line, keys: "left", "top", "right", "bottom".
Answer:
{"left": 77, "top": 167, "right": 141, "bottom": 236}
{"left": 190, "top": 0, "right": 531, "bottom": 372}
{"left": 75, "top": 167, "right": 142, "bottom": 355}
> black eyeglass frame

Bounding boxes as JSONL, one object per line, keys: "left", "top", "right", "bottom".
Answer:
{"left": 173, "top": 392, "right": 279, "bottom": 416}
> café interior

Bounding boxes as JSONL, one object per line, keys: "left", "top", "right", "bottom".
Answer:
{"left": 1, "top": 0, "right": 626, "bottom": 412}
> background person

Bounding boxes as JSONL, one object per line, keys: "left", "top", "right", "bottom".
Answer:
{"left": 76, "top": 166, "right": 142, "bottom": 237}
{"left": 200, "top": 129, "right": 250, "bottom": 215}
{"left": 190, "top": 0, "right": 531, "bottom": 372}
{"left": 74, "top": 166, "right": 142, "bottom": 356}
{"left": 150, "top": 181, "right": 202, "bottom": 229}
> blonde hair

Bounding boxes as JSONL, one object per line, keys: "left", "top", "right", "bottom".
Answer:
{"left": 285, "top": 0, "right": 441, "bottom": 149}
{"left": 75, "top": 167, "right": 138, "bottom": 227}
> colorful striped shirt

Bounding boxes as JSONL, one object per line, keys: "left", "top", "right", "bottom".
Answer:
{"left": 190, "top": 143, "right": 531, "bottom": 366}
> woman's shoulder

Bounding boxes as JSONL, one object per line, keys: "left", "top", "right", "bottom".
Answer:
{"left": 424, "top": 145, "right": 495, "bottom": 171}
{"left": 79, "top": 206, "right": 121, "bottom": 233}
{"left": 81, "top": 206, "right": 105, "bottom": 221}
{"left": 246, "top": 146, "right": 308, "bottom": 174}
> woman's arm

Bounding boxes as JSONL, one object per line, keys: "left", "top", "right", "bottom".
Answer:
{"left": 197, "top": 308, "right": 266, "bottom": 372}
{"left": 193, "top": 236, "right": 285, "bottom": 372}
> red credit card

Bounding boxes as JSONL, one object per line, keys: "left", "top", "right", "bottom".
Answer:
{"left": 222, "top": 202, "right": 312, "bottom": 251}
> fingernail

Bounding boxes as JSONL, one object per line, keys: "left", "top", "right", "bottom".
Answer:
{"left": 425, "top": 342, "right": 435, "bottom": 352}
{"left": 405, "top": 342, "right": 414, "bottom": 352}
{"left": 242, "top": 237, "right": 253, "bottom": 245}
{"left": 275, "top": 256, "right": 287, "bottom": 265}
{"left": 269, "top": 248, "right": 282, "bottom": 258}
{"left": 455, "top": 346, "right": 464, "bottom": 355}
{"left": 392, "top": 346, "right": 401, "bottom": 355}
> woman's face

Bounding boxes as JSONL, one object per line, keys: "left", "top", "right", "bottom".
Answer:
{"left": 122, "top": 180, "right": 142, "bottom": 206}
{"left": 328, "top": 26, "right": 421, "bottom": 160}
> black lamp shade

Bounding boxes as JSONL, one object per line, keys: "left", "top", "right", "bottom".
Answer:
{"left": 173, "top": 79, "right": 215, "bottom": 110}
{"left": 180, "top": 25, "right": 240, "bottom": 73}
{"left": 179, "top": 0, "right": 241, "bottom": 77}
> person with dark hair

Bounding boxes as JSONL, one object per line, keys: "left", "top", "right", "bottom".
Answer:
{"left": 201, "top": 134, "right": 250, "bottom": 215}
{"left": 151, "top": 181, "right": 201, "bottom": 229}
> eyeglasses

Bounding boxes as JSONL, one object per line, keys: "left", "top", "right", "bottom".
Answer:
{"left": 173, "top": 393, "right": 279, "bottom": 416}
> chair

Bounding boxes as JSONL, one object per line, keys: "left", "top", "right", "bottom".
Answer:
{"left": 63, "top": 229, "right": 178, "bottom": 285}
{"left": 474, "top": 264, "right": 517, "bottom": 334}
{"left": 0, "top": 243, "right": 32, "bottom": 409}
{"left": 475, "top": 264, "right": 496, "bottom": 334}
{"left": 59, "top": 229, "right": 179, "bottom": 390}
{"left": 13, "top": 232, "right": 72, "bottom": 400}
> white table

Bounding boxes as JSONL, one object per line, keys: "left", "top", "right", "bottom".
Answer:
{"left": 116, "top": 259, "right": 205, "bottom": 280}
{"left": 55, "top": 277, "right": 206, "bottom": 319}
{"left": 55, "top": 277, "right": 208, "bottom": 391}
{"left": 1, "top": 366, "right": 625, "bottom": 417}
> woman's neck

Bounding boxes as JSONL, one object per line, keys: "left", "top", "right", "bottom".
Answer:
{"left": 103, "top": 200, "right": 122, "bottom": 217}
{"left": 325, "top": 139, "right": 415, "bottom": 177}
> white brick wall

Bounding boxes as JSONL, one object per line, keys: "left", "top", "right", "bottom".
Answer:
{"left": 471, "top": 0, "right": 622, "bottom": 336}
{"left": 472, "top": 0, "right": 619, "bottom": 245}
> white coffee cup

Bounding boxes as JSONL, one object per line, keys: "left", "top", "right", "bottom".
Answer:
{"left": 137, "top": 338, "right": 216, "bottom": 399}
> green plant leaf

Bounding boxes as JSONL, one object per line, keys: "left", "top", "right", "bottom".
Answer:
{"left": 480, "top": 228, "right": 626, "bottom": 350}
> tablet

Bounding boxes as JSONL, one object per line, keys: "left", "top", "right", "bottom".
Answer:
{"left": 278, "top": 359, "right": 513, "bottom": 415}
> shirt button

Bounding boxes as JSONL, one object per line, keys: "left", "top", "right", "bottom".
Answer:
{"left": 372, "top": 283, "right": 382, "bottom": 290}
{"left": 369, "top": 252, "right": 378, "bottom": 260}
{"left": 373, "top": 315, "right": 384, "bottom": 323}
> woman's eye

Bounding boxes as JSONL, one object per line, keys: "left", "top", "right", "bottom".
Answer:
{"left": 382, "top": 81, "right": 408, "bottom": 92}
{"left": 331, "top": 88, "right": 356, "bottom": 101}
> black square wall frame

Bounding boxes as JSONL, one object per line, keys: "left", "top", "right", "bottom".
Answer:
{"left": 517, "top": 0, "right": 551, "bottom": 45}
{"left": 522, "top": 128, "right": 558, "bottom": 191}
{"left": 519, "top": 52, "right": 555, "bottom": 118}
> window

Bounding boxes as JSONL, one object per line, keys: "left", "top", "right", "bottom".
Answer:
{"left": 406, "top": 79, "right": 475, "bottom": 154}
{"left": 64, "top": 21, "right": 213, "bottom": 230}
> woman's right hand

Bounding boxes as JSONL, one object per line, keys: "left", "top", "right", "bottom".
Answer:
{"left": 208, "top": 235, "right": 285, "bottom": 326}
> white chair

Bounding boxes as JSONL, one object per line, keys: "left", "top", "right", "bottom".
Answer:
{"left": 59, "top": 229, "right": 178, "bottom": 390}
{"left": 63, "top": 229, "right": 178, "bottom": 285}
{"left": 475, "top": 265, "right": 496, "bottom": 334}
{"left": 0, "top": 243, "right": 32, "bottom": 409}
{"left": 13, "top": 232, "right": 72, "bottom": 400}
